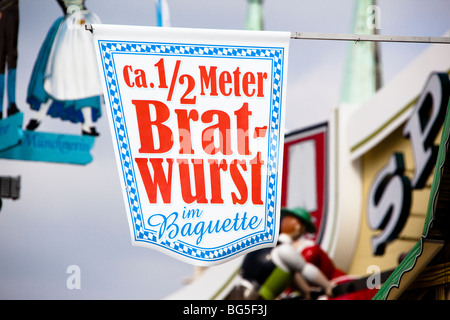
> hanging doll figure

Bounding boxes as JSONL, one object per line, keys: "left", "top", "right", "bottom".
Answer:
{"left": 0, "top": 0, "right": 21, "bottom": 119}
{"left": 26, "top": 0, "right": 102, "bottom": 136}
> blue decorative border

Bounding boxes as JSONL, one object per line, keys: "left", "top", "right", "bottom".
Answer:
{"left": 97, "top": 39, "right": 286, "bottom": 263}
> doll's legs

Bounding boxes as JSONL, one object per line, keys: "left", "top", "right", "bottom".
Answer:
{"left": 27, "top": 105, "right": 99, "bottom": 136}
{"left": 25, "top": 102, "right": 51, "bottom": 130}
{"left": 0, "top": 69, "right": 20, "bottom": 119}
{"left": 81, "top": 106, "right": 99, "bottom": 136}
{"left": 0, "top": 3, "right": 19, "bottom": 119}
{"left": 6, "top": 68, "right": 19, "bottom": 116}
{"left": 0, "top": 73, "right": 4, "bottom": 118}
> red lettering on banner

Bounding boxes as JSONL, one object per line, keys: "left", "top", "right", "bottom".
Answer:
{"left": 132, "top": 100, "right": 253, "bottom": 156}
{"left": 201, "top": 109, "right": 232, "bottom": 155}
{"left": 199, "top": 66, "right": 218, "bottom": 96}
{"left": 235, "top": 102, "right": 252, "bottom": 156}
{"left": 135, "top": 156, "right": 264, "bottom": 205}
{"left": 135, "top": 158, "right": 174, "bottom": 204}
{"left": 242, "top": 72, "right": 255, "bottom": 96}
{"left": 232, "top": 67, "right": 241, "bottom": 97}
{"left": 250, "top": 152, "right": 264, "bottom": 205}
{"left": 256, "top": 71, "right": 267, "bottom": 97}
{"left": 132, "top": 100, "right": 174, "bottom": 153}
{"left": 123, "top": 65, "right": 148, "bottom": 88}
{"left": 230, "top": 160, "right": 248, "bottom": 205}
{"left": 174, "top": 109, "right": 198, "bottom": 154}
{"left": 209, "top": 159, "right": 228, "bottom": 204}
{"left": 199, "top": 66, "right": 267, "bottom": 98}
{"left": 123, "top": 65, "right": 134, "bottom": 87}
{"left": 219, "top": 71, "right": 233, "bottom": 96}
{"left": 131, "top": 98, "right": 266, "bottom": 206}
{"left": 178, "top": 159, "right": 208, "bottom": 204}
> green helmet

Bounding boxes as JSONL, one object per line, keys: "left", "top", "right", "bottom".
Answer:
{"left": 280, "top": 207, "right": 316, "bottom": 233}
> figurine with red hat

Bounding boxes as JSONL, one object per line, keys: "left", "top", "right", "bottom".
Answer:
{"left": 282, "top": 207, "right": 346, "bottom": 281}
{"left": 227, "top": 206, "right": 335, "bottom": 300}
{"left": 277, "top": 207, "right": 346, "bottom": 299}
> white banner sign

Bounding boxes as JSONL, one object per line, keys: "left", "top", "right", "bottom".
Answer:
{"left": 93, "top": 24, "right": 290, "bottom": 266}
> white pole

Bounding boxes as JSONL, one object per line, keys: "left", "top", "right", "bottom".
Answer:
{"left": 85, "top": 25, "right": 450, "bottom": 44}
{"left": 290, "top": 32, "right": 450, "bottom": 44}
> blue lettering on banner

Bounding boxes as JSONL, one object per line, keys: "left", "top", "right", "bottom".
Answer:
{"left": 0, "top": 130, "right": 95, "bottom": 165}
{"left": 148, "top": 209, "right": 262, "bottom": 245}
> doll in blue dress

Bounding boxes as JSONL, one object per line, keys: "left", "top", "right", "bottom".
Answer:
{"left": 26, "top": 0, "right": 102, "bottom": 136}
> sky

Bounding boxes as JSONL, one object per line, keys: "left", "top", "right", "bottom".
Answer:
{"left": 0, "top": 0, "right": 449, "bottom": 300}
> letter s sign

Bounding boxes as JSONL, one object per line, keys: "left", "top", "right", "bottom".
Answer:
{"left": 367, "top": 153, "right": 412, "bottom": 255}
